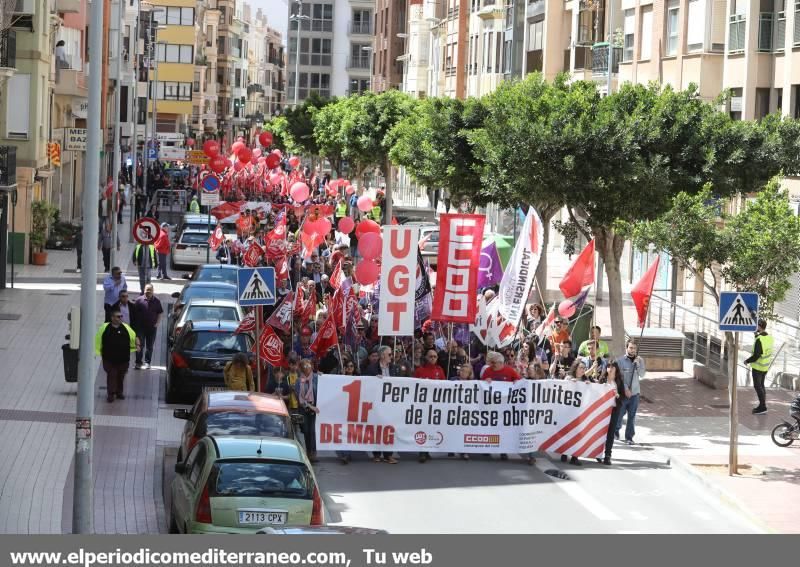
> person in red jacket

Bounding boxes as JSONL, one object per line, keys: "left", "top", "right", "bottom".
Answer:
{"left": 414, "top": 349, "right": 447, "bottom": 380}
{"left": 154, "top": 223, "right": 172, "bottom": 280}
{"left": 480, "top": 351, "right": 522, "bottom": 382}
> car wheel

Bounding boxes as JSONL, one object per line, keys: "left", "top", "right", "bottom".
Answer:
{"left": 168, "top": 509, "right": 180, "bottom": 534}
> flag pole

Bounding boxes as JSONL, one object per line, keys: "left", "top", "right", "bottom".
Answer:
{"left": 256, "top": 306, "right": 262, "bottom": 392}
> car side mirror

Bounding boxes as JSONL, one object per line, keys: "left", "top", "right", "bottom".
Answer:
{"left": 174, "top": 462, "right": 188, "bottom": 475}
{"left": 171, "top": 292, "right": 180, "bottom": 299}
{"left": 184, "top": 273, "right": 192, "bottom": 280}
{"left": 173, "top": 409, "right": 191, "bottom": 420}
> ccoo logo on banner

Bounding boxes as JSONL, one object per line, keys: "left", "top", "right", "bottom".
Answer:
{"left": 378, "top": 226, "right": 419, "bottom": 336}
{"left": 316, "top": 375, "right": 617, "bottom": 456}
{"left": 431, "top": 214, "right": 485, "bottom": 323}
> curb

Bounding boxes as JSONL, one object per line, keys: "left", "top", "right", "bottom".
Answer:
{"left": 647, "top": 445, "right": 774, "bottom": 534}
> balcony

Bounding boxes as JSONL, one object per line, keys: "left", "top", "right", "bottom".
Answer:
{"left": 349, "top": 22, "right": 373, "bottom": 35}
{"left": 347, "top": 56, "right": 370, "bottom": 70}
{"left": 247, "top": 83, "right": 264, "bottom": 95}
{"left": 54, "top": 68, "right": 87, "bottom": 97}
{"left": 591, "top": 43, "right": 621, "bottom": 76}
{"left": 0, "top": 29, "right": 16, "bottom": 70}
{"left": 55, "top": 0, "right": 80, "bottom": 13}
{"left": 0, "top": 145, "right": 17, "bottom": 188}
{"left": 565, "top": 46, "right": 593, "bottom": 71}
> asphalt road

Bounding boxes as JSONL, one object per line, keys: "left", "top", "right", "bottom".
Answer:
{"left": 313, "top": 445, "right": 762, "bottom": 534}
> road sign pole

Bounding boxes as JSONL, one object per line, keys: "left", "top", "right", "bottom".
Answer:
{"left": 207, "top": 208, "right": 211, "bottom": 263}
{"left": 729, "top": 331, "right": 739, "bottom": 476}
{"left": 256, "top": 306, "right": 262, "bottom": 392}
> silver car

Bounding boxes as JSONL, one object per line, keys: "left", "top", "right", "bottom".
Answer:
{"left": 169, "top": 298, "right": 244, "bottom": 347}
{"left": 172, "top": 229, "right": 219, "bottom": 269}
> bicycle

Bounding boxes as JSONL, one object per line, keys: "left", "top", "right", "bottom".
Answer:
{"left": 770, "top": 395, "right": 800, "bottom": 447}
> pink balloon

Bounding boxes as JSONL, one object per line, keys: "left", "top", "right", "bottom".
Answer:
{"left": 231, "top": 141, "right": 244, "bottom": 154}
{"left": 345, "top": 185, "right": 354, "bottom": 196}
{"left": 271, "top": 149, "right": 282, "bottom": 156}
{"left": 269, "top": 172, "right": 282, "bottom": 186}
{"left": 355, "top": 219, "right": 380, "bottom": 238}
{"left": 226, "top": 158, "right": 234, "bottom": 169}
{"left": 258, "top": 156, "right": 266, "bottom": 164}
{"left": 289, "top": 156, "right": 301, "bottom": 168}
{"left": 251, "top": 155, "right": 259, "bottom": 165}
{"left": 237, "top": 136, "right": 244, "bottom": 142}
{"left": 558, "top": 300, "right": 576, "bottom": 319}
{"left": 186, "top": 138, "right": 195, "bottom": 147}
{"left": 359, "top": 232, "right": 382, "bottom": 261}
{"left": 303, "top": 219, "right": 321, "bottom": 235}
{"left": 357, "top": 195, "right": 373, "bottom": 212}
{"left": 355, "top": 260, "right": 380, "bottom": 285}
{"left": 290, "top": 182, "right": 310, "bottom": 203}
{"left": 338, "top": 217, "right": 355, "bottom": 234}
{"left": 317, "top": 217, "right": 332, "bottom": 235}
{"left": 253, "top": 148, "right": 262, "bottom": 158}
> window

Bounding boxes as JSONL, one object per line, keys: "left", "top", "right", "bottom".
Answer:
{"left": 641, "top": 6, "right": 653, "bottom": 60}
{"left": 776, "top": 1, "right": 786, "bottom": 50}
{"left": 755, "top": 88, "right": 771, "bottom": 119}
{"left": 729, "top": 87, "right": 743, "bottom": 120}
{"left": 729, "top": 0, "right": 747, "bottom": 51}
{"left": 666, "top": 0, "right": 680, "bottom": 56}
{"left": 159, "top": 7, "right": 194, "bottom": 26}
{"left": 495, "top": 29, "right": 503, "bottom": 73}
{"left": 528, "top": 19, "right": 543, "bottom": 51}
{"left": 623, "top": 9, "right": 635, "bottom": 61}
{"left": 156, "top": 44, "right": 194, "bottom": 64}
{"left": 193, "top": 71, "right": 201, "bottom": 93}
{"left": 687, "top": 0, "right": 706, "bottom": 52}
{"left": 150, "top": 81, "right": 193, "bottom": 101}
{"left": 759, "top": 12, "right": 775, "bottom": 51}
{"left": 352, "top": 9, "right": 371, "bottom": 34}
{"left": 218, "top": 36, "right": 225, "bottom": 55}
{"left": 5, "top": 73, "right": 30, "bottom": 138}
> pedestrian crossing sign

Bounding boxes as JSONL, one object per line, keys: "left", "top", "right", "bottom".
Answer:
{"left": 237, "top": 267, "right": 276, "bottom": 306}
{"left": 718, "top": 291, "right": 759, "bottom": 332}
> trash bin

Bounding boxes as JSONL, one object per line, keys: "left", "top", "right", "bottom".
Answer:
{"left": 62, "top": 344, "right": 79, "bottom": 383}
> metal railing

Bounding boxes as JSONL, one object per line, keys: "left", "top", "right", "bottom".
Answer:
{"left": 0, "top": 145, "right": 17, "bottom": 187}
{"left": 349, "top": 22, "right": 373, "bottom": 35}
{"left": 591, "top": 43, "right": 621, "bottom": 75}
{"left": 648, "top": 290, "right": 800, "bottom": 389}
{"left": 347, "top": 56, "right": 370, "bottom": 70}
{"left": 0, "top": 28, "right": 16, "bottom": 69}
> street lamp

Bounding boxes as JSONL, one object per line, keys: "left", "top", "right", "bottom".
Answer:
{"left": 362, "top": 45, "right": 374, "bottom": 92}
{"left": 290, "top": 2, "right": 311, "bottom": 108}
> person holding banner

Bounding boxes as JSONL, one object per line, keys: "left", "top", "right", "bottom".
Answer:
{"left": 598, "top": 360, "right": 626, "bottom": 466}
{"left": 615, "top": 340, "right": 646, "bottom": 445}
{"left": 414, "top": 349, "right": 447, "bottom": 381}
{"left": 295, "top": 360, "right": 319, "bottom": 463}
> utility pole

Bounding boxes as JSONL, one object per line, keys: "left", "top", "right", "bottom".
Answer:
{"left": 73, "top": 0, "right": 104, "bottom": 534}
{"left": 110, "top": 1, "right": 123, "bottom": 268}
{"left": 129, "top": 0, "right": 141, "bottom": 242}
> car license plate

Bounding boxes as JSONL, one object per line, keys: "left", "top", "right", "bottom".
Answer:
{"left": 238, "top": 510, "right": 287, "bottom": 525}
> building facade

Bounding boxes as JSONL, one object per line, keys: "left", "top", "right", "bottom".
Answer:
{"left": 373, "top": 0, "right": 407, "bottom": 92}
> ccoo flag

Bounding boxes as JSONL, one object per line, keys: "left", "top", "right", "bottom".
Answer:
{"left": 631, "top": 256, "right": 660, "bottom": 328}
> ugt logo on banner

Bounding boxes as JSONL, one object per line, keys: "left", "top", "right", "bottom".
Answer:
{"left": 432, "top": 214, "right": 486, "bottom": 323}
{"left": 378, "top": 226, "right": 419, "bottom": 336}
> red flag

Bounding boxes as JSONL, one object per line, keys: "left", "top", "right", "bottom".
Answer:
{"left": 207, "top": 225, "right": 224, "bottom": 251}
{"left": 432, "top": 214, "right": 486, "bottom": 323}
{"left": 211, "top": 201, "right": 245, "bottom": 221}
{"left": 237, "top": 214, "right": 253, "bottom": 235}
{"left": 559, "top": 239, "right": 596, "bottom": 299}
{"left": 266, "top": 210, "right": 287, "bottom": 240}
{"left": 242, "top": 240, "right": 264, "bottom": 267}
{"left": 274, "top": 256, "right": 289, "bottom": 282}
{"left": 293, "top": 285, "right": 305, "bottom": 317}
{"left": 255, "top": 325, "right": 287, "bottom": 367}
{"left": 303, "top": 287, "right": 317, "bottom": 322}
{"left": 310, "top": 314, "right": 339, "bottom": 357}
{"left": 234, "top": 312, "right": 257, "bottom": 334}
{"left": 329, "top": 260, "right": 343, "bottom": 290}
{"left": 266, "top": 292, "right": 294, "bottom": 333}
{"left": 301, "top": 230, "right": 324, "bottom": 259}
{"left": 631, "top": 256, "right": 660, "bottom": 328}
{"left": 328, "top": 287, "right": 344, "bottom": 326}
{"left": 344, "top": 288, "right": 358, "bottom": 329}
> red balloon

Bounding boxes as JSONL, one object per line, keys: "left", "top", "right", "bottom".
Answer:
{"left": 203, "top": 140, "right": 220, "bottom": 158}
{"left": 288, "top": 156, "right": 301, "bottom": 169}
{"left": 265, "top": 154, "right": 280, "bottom": 169}
{"left": 232, "top": 141, "right": 245, "bottom": 154}
{"left": 338, "top": 217, "right": 355, "bottom": 234}
{"left": 237, "top": 147, "right": 252, "bottom": 163}
{"left": 355, "top": 260, "right": 380, "bottom": 285}
{"left": 259, "top": 131, "right": 273, "bottom": 147}
{"left": 317, "top": 217, "right": 332, "bottom": 235}
{"left": 290, "top": 182, "right": 310, "bottom": 203}
{"left": 186, "top": 138, "right": 195, "bottom": 147}
{"left": 209, "top": 155, "right": 226, "bottom": 173}
{"left": 359, "top": 232, "right": 382, "bottom": 261}
{"left": 234, "top": 161, "right": 244, "bottom": 172}
{"left": 355, "top": 219, "right": 380, "bottom": 238}
{"left": 345, "top": 185, "right": 354, "bottom": 195}
{"left": 558, "top": 300, "right": 576, "bottom": 319}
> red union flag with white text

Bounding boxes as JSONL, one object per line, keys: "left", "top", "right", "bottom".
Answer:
{"left": 255, "top": 325, "right": 287, "bottom": 367}
{"left": 310, "top": 314, "right": 339, "bottom": 357}
{"left": 378, "top": 226, "right": 418, "bottom": 336}
{"left": 431, "top": 214, "right": 485, "bottom": 323}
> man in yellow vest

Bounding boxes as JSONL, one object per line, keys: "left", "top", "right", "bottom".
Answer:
{"left": 744, "top": 318, "right": 773, "bottom": 415}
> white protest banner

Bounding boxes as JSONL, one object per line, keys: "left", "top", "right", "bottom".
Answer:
{"left": 378, "top": 226, "right": 418, "bottom": 336}
{"left": 498, "top": 207, "right": 544, "bottom": 329}
{"left": 316, "top": 375, "right": 616, "bottom": 456}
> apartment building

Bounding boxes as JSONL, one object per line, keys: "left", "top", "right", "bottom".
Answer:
{"left": 265, "top": 25, "right": 286, "bottom": 115}
{"left": 191, "top": 1, "right": 221, "bottom": 137}
{"left": 372, "top": 0, "right": 407, "bottom": 92}
{"left": 398, "top": 0, "right": 430, "bottom": 98}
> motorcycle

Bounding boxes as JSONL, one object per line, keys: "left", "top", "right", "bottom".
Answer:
{"left": 770, "top": 395, "right": 800, "bottom": 447}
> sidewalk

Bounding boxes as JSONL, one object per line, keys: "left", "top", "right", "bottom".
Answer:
{"left": 637, "top": 372, "right": 800, "bottom": 534}
{"left": 0, "top": 232, "right": 185, "bottom": 534}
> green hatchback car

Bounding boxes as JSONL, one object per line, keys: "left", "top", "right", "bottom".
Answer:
{"left": 169, "top": 436, "right": 324, "bottom": 534}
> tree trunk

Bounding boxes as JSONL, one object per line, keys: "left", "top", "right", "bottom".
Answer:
{"left": 383, "top": 158, "right": 393, "bottom": 223}
{"left": 534, "top": 209, "right": 553, "bottom": 304}
{"left": 596, "top": 227, "right": 627, "bottom": 355}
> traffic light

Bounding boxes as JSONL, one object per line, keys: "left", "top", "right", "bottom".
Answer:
{"left": 48, "top": 141, "right": 62, "bottom": 167}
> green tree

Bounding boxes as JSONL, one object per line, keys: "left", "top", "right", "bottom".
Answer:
{"left": 279, "top": 92, "right": 334, "bottom": 158}
{"left": 389, "top": 96, "right": 486, "bottom": 208}
{"left": 632, "top": 180, "right": 800, "bottom": 386}
{"left": 262, "top": 115, "right": 300, "bottom": 155}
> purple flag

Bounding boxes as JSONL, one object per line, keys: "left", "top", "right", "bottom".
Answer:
{"left": 478, "top": 242, "right": 504, "bottom": 289}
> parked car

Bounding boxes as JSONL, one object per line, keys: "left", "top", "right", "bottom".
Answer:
{"left": 416, "top": 224, "right": 440, "bottom": 264}
{"left": 167, "top": 281, "right": 238, "bottom": 336}
{"left": 189, "top": 264, "right": 241, "bottom": 286}
{"left": 172, "top": 229, "right": 219, "bottom": 270}
{"left": 168, "top": 298, "right": 243, "bottom": 347}
{"left": 169, "top": 436, "right": 324, "bottom": 534}
{"left": 173, "top": 391, "right": 297, "bottom": 462}
{"left": 178, "top": 214, "right": 237, "bottom": 238}
{"left": 166, "top": 320, "right": 253, "bottom": 404}
{"left": 256, "top": 526, "right": 389, "bottom": 534}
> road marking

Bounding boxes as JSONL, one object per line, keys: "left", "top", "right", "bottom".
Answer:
{"left": 534, "top": 458, "right": 621, "bottom": 521}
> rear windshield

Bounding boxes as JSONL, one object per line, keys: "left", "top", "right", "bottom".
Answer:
{"left": 180, "top": 232, "right": 210, "bottom": 245}
{"left": 182, "top": 286, "right": 237, "bottom": 303}
{"left": 205, "top": 412, "right": 291, "bottom": 439}
{"left": 210, "top": 461, "right": 312, "bottom": 499}
{"left": 193, "top": 268, "right": 239, "bottom": 285}
{"left": 181, "top": 223, "right": 213, "bottom": 233}
{"left": 185, "top": 306, "right": 238, "bottom": 322}
{"left": 181, "top": 331, "right": 250, "bottom": 353}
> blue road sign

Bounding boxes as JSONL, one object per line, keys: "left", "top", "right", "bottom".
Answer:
{"left": 719, "top": 291, "right": 759, "bottom": 332}
{"left": 202, "top": 175, "right": 220, "bottom": 193}
{"left": 237, "top": 267, "right": 276, "bottom": 307}
{"left": 147, "top": 148, "right": 158, "bottom": 160}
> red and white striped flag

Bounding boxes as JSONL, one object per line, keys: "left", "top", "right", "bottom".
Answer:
{"left": 537, "top": 387, "right": 617, "bottom": 458}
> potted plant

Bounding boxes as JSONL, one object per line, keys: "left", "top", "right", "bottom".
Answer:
{"left": 30, "top": 200, "right": 59, "bottom": 265}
